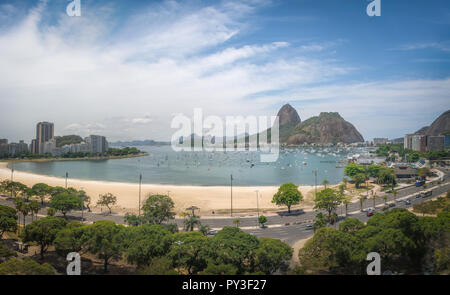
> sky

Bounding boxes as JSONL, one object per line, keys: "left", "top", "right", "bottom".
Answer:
{"left": 0, "top": 0, "right": 449, "bottom": 142}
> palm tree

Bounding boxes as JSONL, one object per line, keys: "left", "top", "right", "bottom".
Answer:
{"left": 322, "top": 179, "right": 329, "bottom": 189}
{"left": 183, "top": 215, "right": 201, "bottom": 232}
{"left": 233, "top": 218, "right": 241, "bottom": 228}
{"left": 343, "top": 196, "right": 351, "bottom": 216}
{"left": 29, "top": 201, "right": 40, "bottom": 221}
{"left": 358, "top": 196, "right": 365, "bottom": 212}
{"left": 371, "top": 193, "right": 377, "bottom": 208}
{"left": 199, "top": 224, "right": 210, "bottom": 236}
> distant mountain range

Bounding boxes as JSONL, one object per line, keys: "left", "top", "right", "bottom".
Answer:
{"left": 110, "top": 140, "right": 170, "bottom": 147}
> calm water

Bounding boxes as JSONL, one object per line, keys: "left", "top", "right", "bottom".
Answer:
{"left": 10, "top": 146, "right": 378, "bottom": 186}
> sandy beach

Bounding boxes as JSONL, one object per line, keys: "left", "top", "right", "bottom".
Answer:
{"left": 0, "top": 162, "right": 318, "bottom": 215}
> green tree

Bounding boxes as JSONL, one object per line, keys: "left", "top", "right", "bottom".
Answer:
{"left": 141, "top": 194, "right": 176, "bottom": 224}
{"left": 137, "top": 257, "right": 178, "bottom": 275}
{"left": 46, "top": 207, "right": 56, "bottom": 217}
{"left": 28, "top": 201, "right": 40, "bottom": 222}
{"left": 50, "top": 191, "right": 82, "bottom": 218}
{"left": 200, "top": 262, "right": 238, "bottom": 275}
{"left": 0, "top": 257, "right": 57, "bottom": 275}
{"left": 232, "top": 218, "right": 240, "bottom": 228}
{"left": 124, "top": 213, "right": 145, "bottom": 226}
{"left": 14, "top": 198, "right": 30, "bottom": 229}
{"left": 31, "top": 183, "right": 51, "bottom": 205}
{"left": 344, "top": 163, "right": 365, "bottom": 177}
{"left": 298, "top": 227, "right": 364, "bottom": 274}
{"left": 338, "top": 218, "right": 365, "bottom": 233}
{"left": 272, "top": 183, "right": 303, "bottom": 213}
{"left": 0, "top": 205, "right": 17, "bottom": 238}
{"left": 208, "top": 227, "right": 260, "bottom": 274}
{"left": 342, "top": 196, "right": 352, "bottom": 216}
{"left": 97, "top": 193, "right": 117, "bottom": 215}
{"left": 83, "top": 220, "right": 125, "bottom": 273}
{"left": 184, "top": 215, "right": 202, "bottom": 232}
{"left": 313, "top": 212, "right": 327, "bottom": 232}
{"left": 353, "top": 173, "right": 367, "bottom": 189}
{"left": 254, "top": 237, "right": 293, "bottom": 274}
{"left": 0, "top": 242, "right": 16, "bottom": 260}
{"left": 123, "top": 224, "right": 173, "bottom": 268}
{"left": 322, "top": 179, "right": 329, "bottom": 189}
{"left": 54, "top": 221, "right": 86, "bottom": 258}
{"left": 258, "top": 215, "right": 267, "bottom": 228}
{"left": 22, "top": 216, "right": 67, "bottom": 259}
{"left": 168, "top": 232, "right": 209, "bottom": 274}
{"left": 314, "top": 188, "right": 342, "bottom": 224}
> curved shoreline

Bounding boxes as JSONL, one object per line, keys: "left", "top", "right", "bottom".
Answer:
{"left": 0, "top": 162, "right": 318, "bottom": 214}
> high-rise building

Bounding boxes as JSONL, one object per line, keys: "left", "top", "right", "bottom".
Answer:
{"left": 404, "top": 134, "right": 414, "bottom": 149}
{"left": 8, "top": 140, "right": 29, "bottom": 156}
{"left": 36, "top": 122, "right": 54, "bottom": 154}
{"left": 86, "top": 135, "right": 108, "bottom": 154}
{"left": 411, "top": 135, "right": 426, "bottom": 152}
{"left": 427, "top": 136, "right": 445, "bottom": 151}
{"left": 0, "top": 139, "right": 8, "bottom": 155}
{"left": 30, "top": 139, "right": 37, "bottom": 154}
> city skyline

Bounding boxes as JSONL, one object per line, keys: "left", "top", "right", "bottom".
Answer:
{"left": 0, "top": 0, "right": 449, "bottom": 142}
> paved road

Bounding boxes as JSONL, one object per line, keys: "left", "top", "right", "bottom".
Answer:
{"left": 1, "top": 169, "right": 449, "bottom": 246}
{"left": 243, "top": 181, "right": 450, "bottom": 245}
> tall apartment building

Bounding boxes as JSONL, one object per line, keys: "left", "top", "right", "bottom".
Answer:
{"left": 0, "top": 139, "right": 8, "bottom": 155}
{"left": 427, "top": 136, "right": 445, "bottom": 151}
{"left": 404, "top": 134, "right": 414, "bottom": 149}
{"left": 8, "top": 140, "right": 29, "bottom": 155}
{"left": 86, "top": 135, "right": 108, "bottom": 154}
{"left": 36, "top": 122, "right": 54, "bottom": 154}
{"left": 411, "top": 135, "right": 427, "bottom": 152}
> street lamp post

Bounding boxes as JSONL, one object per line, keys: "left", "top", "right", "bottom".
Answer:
{"left": 65, "top": 172, "right": 68, "bottom": 189}
{"left": 139, "top": 173, "right": 142, "bottom": 216}
{"left": 80, "top": 187, "right": 84, "bottom": 223}
{"left": 312, "top": 170, "right": 318, "bottom": 197}
{"left": 255, "top": 190, "right": 259, "bottom": 228}
{"left": 230, "top": 174, "right": 233, "bottom": 217}
{"left": 11, "top": 161, "right": 14, "bottom": 181}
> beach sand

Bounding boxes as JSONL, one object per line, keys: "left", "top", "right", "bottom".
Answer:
{"left": 0, "top": 162, "right": 317, "bottom": 215}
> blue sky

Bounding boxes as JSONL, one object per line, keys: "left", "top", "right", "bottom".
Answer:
{"left": 0, "top": 0, "right": 449, "bottom": 142}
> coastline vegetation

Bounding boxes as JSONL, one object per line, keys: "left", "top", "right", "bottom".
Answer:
{"left": 0, "top": 146, "right": 147, "bottom": 162}
{"left": 373, "top": 143, "right": 450, "bottom": 162}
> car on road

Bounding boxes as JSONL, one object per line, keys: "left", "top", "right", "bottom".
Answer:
{"left": 388, "top": 203, "right": 396, "bottom": 208}
{"left": 415, "top": 180, "right": 425, "bottom": 187}
{"left": 420, "top": 190, "right": 432, "bottom": 198}
{"left": 207, "top": 229, "right": 218, "bottom": 236}
{"left": 405, "top": 199, "right": 411, "bottom": 205}
{"left": 305, "top": 224, "right": 314, "bottom": 230}
{"left": 366, "top": 208, "right": 375, "bottom": 217}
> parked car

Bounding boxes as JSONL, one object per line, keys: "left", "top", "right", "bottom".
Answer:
{"left": 367, "top": 211, "right": 374, "bottom": 217}
{"left": 305, "top": 224, "right": 314, "bottom": 230}
{"left": 388, "top": 203, "right": 396, "bottom": 208}
{"left": 207, "top": 229, "right": 218, "bottom": 236}
{"left": 405, "top": 199, "right": 411, "bottom": 205}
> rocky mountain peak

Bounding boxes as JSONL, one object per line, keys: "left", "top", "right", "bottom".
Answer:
{"left": 277, "top": 104, "right": 301, "bottom": 126}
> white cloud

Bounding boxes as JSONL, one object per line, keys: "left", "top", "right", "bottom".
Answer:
{"left": 0, "top": 1, "right": 448, "bottom": 142}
